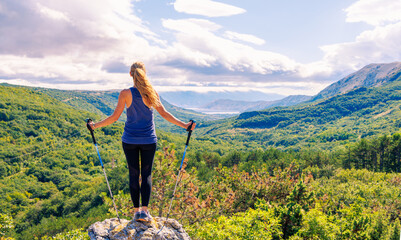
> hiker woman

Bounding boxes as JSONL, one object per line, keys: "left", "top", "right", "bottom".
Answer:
{"left": 88, "top": 61, "right": 196, "bottom": 222}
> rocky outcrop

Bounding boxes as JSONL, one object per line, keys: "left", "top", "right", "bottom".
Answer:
{"left": 88, "top": 217, "right": 191, "bottom": 240}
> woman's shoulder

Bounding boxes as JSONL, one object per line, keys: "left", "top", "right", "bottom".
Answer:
{"left": 119, "top": 88, "right": 133, "bottom": 101}
{"left": 120, "top": 88, "right": 133, "bottom": 107}
{"left": 120, "top": 88, "right": 132, "bottom": 95}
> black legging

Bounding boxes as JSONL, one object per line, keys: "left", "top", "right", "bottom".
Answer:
{"left": 122, "top": 142, "right": 157, "bottom": 208}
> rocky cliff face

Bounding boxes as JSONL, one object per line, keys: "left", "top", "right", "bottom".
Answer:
{"left": 88, "top": 218, "right": 191, "bottom": 240}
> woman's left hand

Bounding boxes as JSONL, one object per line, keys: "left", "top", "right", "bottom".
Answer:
{"left": 185, "top": 121, "right": 196, "bottom": 131}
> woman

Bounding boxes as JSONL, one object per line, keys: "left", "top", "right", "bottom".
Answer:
{"left": 88, "top": 61, "right": 196, "bottom": 222}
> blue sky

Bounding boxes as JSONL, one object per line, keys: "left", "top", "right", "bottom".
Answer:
{"left": 0, "top": 0, "right": 400, "bottom": 102}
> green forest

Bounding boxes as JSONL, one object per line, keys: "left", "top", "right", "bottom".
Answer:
{"left": 1, "top": 81, "right": 401, "bottom": 240}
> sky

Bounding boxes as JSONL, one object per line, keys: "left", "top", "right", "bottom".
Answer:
{"left": 1, "top": 0, "right": 401, "bottom": 102}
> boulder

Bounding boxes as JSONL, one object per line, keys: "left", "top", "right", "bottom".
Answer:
{"left": 88, "top": 217, "right": 191, "bottom": 240}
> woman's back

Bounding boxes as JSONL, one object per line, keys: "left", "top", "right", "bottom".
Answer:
{"left": 121, "top": 87, "right": 157, "bottom": 144}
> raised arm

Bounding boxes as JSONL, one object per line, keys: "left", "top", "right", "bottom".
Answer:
{"left": 90, "top": 89, "right": 130, "bottom": 129}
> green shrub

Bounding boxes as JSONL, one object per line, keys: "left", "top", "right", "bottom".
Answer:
{"left": 190, "top": 201, "right": 282, "bottom": 240}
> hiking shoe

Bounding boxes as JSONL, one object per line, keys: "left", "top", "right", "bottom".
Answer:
{"left": 137, "top": 211, "right": 152, "bottom": 222}
{"left": 134, "top": 211, "right": 141, "bottom": 221}
{"left": 146, "top": 212, "right": 153, "bottom": 221}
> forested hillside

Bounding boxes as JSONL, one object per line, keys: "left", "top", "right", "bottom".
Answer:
{"left": 7, "top": 84, "right": 221, "bottom": 133}
{"left": 198, "top": 71, "right": 401, "bottom": 150}
{"left": 0, "top": 85, "right": 120, "bottom": 239}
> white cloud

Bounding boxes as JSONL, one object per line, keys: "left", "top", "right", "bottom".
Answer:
{"left": 0, "top": 0, "right": 167, "bottom": 89}
{"left": 162, "top": 18, "right": 221, "bottom": 33}
{"left": 174, "top": 0, "right": 246, "bottom": 17}
{"left": 0, "top": 54, "right": 129, "bottom": 90}
{"left": 37, "top": 3, "right": 70, "bottom": 22}
{"left": 223, "top": 31, "right": 265, "bottom": 45}
{"left": 345, "top": 0, "right": 401, "bottom": 26}
{"left": 0, "top": 0, "right": 158, "bottom": 56}
{"left": 299, "top": 0, "right": 401, "bottom": 78}
{"left": 161, "top": 18, "right": 298, "bottom": 75}
{"left": 324, "top": 22, "right": 401, "bottom": 66}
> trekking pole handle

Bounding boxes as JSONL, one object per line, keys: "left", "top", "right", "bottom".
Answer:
{"left": 86, "top": 118, "right": 97, "bottom": 144}
{"left": 185, "top": 120, "right": 195, "bottom": 146}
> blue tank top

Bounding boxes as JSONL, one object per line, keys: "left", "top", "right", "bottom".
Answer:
{"left": 121, "top": 87, "right": 157, "bottom": 144}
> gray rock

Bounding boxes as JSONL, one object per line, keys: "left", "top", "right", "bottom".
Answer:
{"left": 88, "top": 217, "right": 191, "bottom": 240}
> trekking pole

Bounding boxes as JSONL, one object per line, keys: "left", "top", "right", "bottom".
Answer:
{"left": 157, "top": 120, "right": 195, "bottom": 235}
{"left": 86, "top": 119, "right": 121, "bottom": 223}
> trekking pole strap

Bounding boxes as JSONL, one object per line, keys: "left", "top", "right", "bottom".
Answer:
{"left": 185, "top": 120, "right": 195, "bottom": 146}
{"left": 86, "top": 118, "right": 97, "bottom": 144}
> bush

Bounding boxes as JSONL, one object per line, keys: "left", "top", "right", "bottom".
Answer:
{"left": 190, "top": 200, "right": 281, "bottom": 240}
{"left": 294, "top": 206, "right": 339, "bottom": 240}
{"left": 40, "top": 228, "right": 89, "bottom": 240}
{"left": 0, "top": 213, "right": 14, "bottom": 238}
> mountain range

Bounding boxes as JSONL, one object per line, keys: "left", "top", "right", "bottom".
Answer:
{"left": 181, "top": 62, "right": 401, "bottom": 114}
{"left": 159, "top": 90, "right": 285, "bottom": 110}
{"left": 197, "top": 61, "right": 401, "bottom": 149}
{"left": 199, "top": 95, "right": 312, "bottom": 113}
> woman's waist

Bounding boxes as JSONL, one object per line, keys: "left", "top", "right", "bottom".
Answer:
{"left": 123, "top": 123, "right": 155, "bottom": 133}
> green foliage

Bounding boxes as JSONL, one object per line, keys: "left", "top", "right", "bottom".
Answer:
{"left": 39, "top": 228, "right": 89, "bottom": 240}
{"left": 274, "top": 181, "right": 314, "bottom": 239}
{"left": 293, "top": 206, "right": 339, "bottom": 240}
{"left": 339, "top": 132, "right": 401, "bottom": 172}
{"left": 190, "top": 200, "right": 282, "bottom": 240}
{"left": 386, "top": 219, "right": 401, "bottom": 240}
{"left": 0, "top": 214, "right": 14, "bottom": 237}
{"left": 190, "top": 166, "right": 401, "bottom": 240}
{"left": 338, "top": 201, "right": 371, "bottom": 239}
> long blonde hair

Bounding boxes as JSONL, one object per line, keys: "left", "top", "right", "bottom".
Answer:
{"left": 130, "top": 62, "right": 160, "bottom": 108}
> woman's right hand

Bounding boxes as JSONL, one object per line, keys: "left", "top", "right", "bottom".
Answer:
{"left": 87, "top": 119, "right": 95, "bottom": 130}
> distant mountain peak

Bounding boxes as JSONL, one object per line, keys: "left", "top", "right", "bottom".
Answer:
{"left": 197, "top": 95, "right": 312, "bottom": 113}
{"left": 313, "top": 62, "right": 401, "bottom": 101}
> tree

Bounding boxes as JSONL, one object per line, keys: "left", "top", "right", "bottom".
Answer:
{"left": 275, "top": 180, "right": 314, "bottom": 239}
